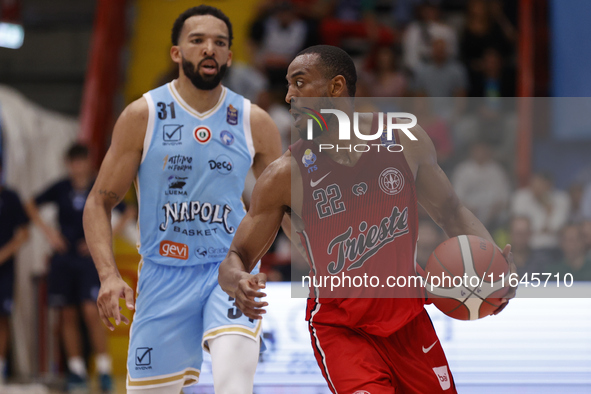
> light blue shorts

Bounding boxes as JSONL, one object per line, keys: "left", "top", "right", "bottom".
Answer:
{"left": 126, "top": 259, "right": 262, "bottom": 390}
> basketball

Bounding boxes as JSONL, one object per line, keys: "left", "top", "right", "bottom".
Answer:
{"left": 422, "top": 235, "right": 512, "bottom": 320}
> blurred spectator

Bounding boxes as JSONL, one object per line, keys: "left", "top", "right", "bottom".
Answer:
{"left": 359, "top": 46, "right": 408, "bottom": 98}
{"left": 391, "top": 0, "right": 430, "bottom": 27}
{"left": 551, "top": 223, "right": 591, "bottom": 281}
{"left": 511, "top": 172, "right": 570, "bottom": 255}
{"left": 414, "top": 38, "right": 467, "bottom": 97}
{"left": 460, "top": 0, "right": 515, "bottom": 91}
{"left": 223, "top": 62, "right": 269, "bottom": 104}
{"left": 452, "top": 141, "right": 510, "bottom": 230}
{"left": 509, "top": 216, "right": 550, "bottom": 276}
{"left": 581, "top": 182, "right": 591, "bottom": 220}
{"left": 403, "top": 2, "right": 458, "bottom": 73}
{"left": 24, "top": 144, "right": 133, "bottom": 392}
{"left": 412, "top": 97, "right": 453, "bottom": 168}
{"left": 582, "top": 220, "right": 591, "bottom": 256}
{"left": 249, "top": 1, "right": 311, "bottom": 86}
{"left": 416, "top": 220, "right": 445, "bottom": 269}
{"left": 468, "top": 47, "right": 515, "bottom": 97}
{"left": 452, "top": 48, "right": 517, "bottom": 168}
{"left": 320, "top": 0, "right": 395, "bottom": 49}
{"left": 258, "top": 87, "right": 292, "bottom": 151}
{"left": 0, "top": 162, "right": 29, "bottom": 385}
{"left": 568, "top": 183, "right": 585, "bottom": 223}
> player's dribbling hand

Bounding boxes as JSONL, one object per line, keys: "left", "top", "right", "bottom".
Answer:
{"left": 234, "top": 272, "right": 268, "bottom": 320}
{"left": 97, "top": 275, "right": 135, "bottom": 331}
{"left": 493, "top": 244, "right": 517, "bottom": 315}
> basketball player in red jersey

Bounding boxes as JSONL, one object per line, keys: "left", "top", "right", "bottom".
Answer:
{"left": 219, "top": 45, "right": 515, "bottom": 393}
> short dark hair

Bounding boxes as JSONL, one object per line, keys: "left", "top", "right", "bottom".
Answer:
{"left": 171, "top": 5, "right": 233, "bottom": 47}
{"left": 296, "top": 45, "right": 357, "bottom": 96}
{"left": 66, "top": 143, "right": 89, "bottom": 160}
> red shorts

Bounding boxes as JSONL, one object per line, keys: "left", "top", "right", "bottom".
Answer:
{"left": 308, "top": 308, "right": 457, "bottom": 394}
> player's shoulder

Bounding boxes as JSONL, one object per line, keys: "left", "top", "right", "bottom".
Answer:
{"left": 111, "top": 97, "right": 149, "bottom": 149}
{"left": 397, "top": 122, "right": 437, "bottom": 165}
{"left": 263, "top": 151, "right": 292, "bottom": 181}
{"left": 120, "top": 96, "right": 149, "bottom": 123}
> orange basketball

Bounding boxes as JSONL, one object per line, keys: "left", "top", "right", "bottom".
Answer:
{"left": 422, "top": 235, "right": 511, "bottom": 320}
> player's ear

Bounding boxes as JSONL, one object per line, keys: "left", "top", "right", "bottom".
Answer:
{"left": 170, "top": 46, "right": 182, "bottom": 64}
{"left": 329, "top": 75, "right": 346, "bottom": 97}
{"left": 226, "top": 50, "right": 233, "bottom": 68}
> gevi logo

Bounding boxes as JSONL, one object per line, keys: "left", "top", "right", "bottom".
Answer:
{"left": 304, "top": 109, "right": 418, "bottom": 152}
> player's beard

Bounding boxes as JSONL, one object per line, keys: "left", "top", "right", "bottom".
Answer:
{"left": 182, "top": 56, "right": 228, "bottom": 91}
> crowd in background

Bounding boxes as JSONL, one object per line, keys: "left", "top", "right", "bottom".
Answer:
{"left": 221, "top": 0, "right": 591, "bottom": 282}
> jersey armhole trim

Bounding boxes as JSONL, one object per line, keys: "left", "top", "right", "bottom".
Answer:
{"left": 243, "top": 98, "right": 255, "bottom": 165}
{"left": 140, "top": 93, "right": 156, "bottom": 164}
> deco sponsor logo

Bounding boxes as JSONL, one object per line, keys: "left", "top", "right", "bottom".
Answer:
{"left": 159, "top": 240, "right": 189, "bottom": 260}
{"left": 163, "top": 155, "right": 193, "bottom": 171}
{"left": 208, "top": 154, "right": 233, "bottom": 175}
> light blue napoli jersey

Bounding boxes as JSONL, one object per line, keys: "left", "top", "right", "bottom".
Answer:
{"left": 136, "top": 82, "right": 254, "bottom": 266}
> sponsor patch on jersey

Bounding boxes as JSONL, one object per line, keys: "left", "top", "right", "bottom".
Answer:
{"left": 163, "top": 155, "right": 193, "bottom": 171}
{"left": 159, "top": 240, "right": 189, "bottom": 260}
{"left": 195, "top": 245, "right": 229, "bottom": 260}
{"left": 352, "top": 182, "right": 368, "bottom": 196}
{"left": 227, "top": 104, "right": 238, "bottom": 125}
{"left": 163, "top": 125, "right": 183, "bottom": 145}
{"left": 208, "top": 154, "right": 233, "bottom": 175}
{"left": 432, "top": 366, "right": 451, "bottom": 390}
{"left": 220, "top": 130, "right": 235, "bottom": 146}
{"left": 194, "top": 126, "right": 212, "bottom": 144}
{"left": 378, "top": 167, "right": 404, "bottom": 195}
{"left": 380, "top": 129, "right": 397, "bottom": 147}
{"left": 302, "top": 149, "right": 317, "bottom": 168}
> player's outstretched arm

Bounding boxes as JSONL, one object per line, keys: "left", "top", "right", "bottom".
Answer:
{"left": 83, "top": 98, "right": 147, "bottom": 330}
{"left": 408, "top": 126, "right": 516, "bottom": 309}
{"left": 219, "top": 154, "right": 291, "bottom": 320}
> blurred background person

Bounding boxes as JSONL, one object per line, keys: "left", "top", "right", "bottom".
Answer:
{"left": 24, "top": 144, "right": 132, "bottom": 393}
{"left": 460, "top": 0, "right": 515, "bottom": 93}
{"left": 413, "top": 38, "right": 468, "bottom": 122}
{"left": 551, "top": 223, "right": 591, "bottom": 281}
{"left": 568, "top": 182, "right": 585, "bottom": 223}
{"left": 358, "top": 45, "right": 408, "bottom": 98}
{"left": 249, "top": 1, "right": 312, "bottom": 87}
{"left": 411, "top": 97, "right": 454, "bottom": 170}
{"left": 0, "top": 162, "right": 29, "bottom": 386}
{"left": 403, "top": 1, "right": 458, "bottom": 73}
{"left": 452, "top": 141, "right": 511, "bottom": 231}
{"left": 511, "top": 172, "right": 570, "bottom": 260}
{"left": 508, "top": 216, "right": 548, "bottom": 277}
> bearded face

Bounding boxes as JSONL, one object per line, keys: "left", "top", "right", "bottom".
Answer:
{"left": 181, "top": 56, "right": 228, "bottom": 91}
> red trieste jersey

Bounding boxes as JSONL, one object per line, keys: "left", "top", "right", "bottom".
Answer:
{"left": 290, "top": 126, "right": 425, "bottom": 337}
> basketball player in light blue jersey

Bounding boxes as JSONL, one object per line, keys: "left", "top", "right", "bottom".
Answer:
{"left": 83, "top": 6, "right": 281, "bottom": 393}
